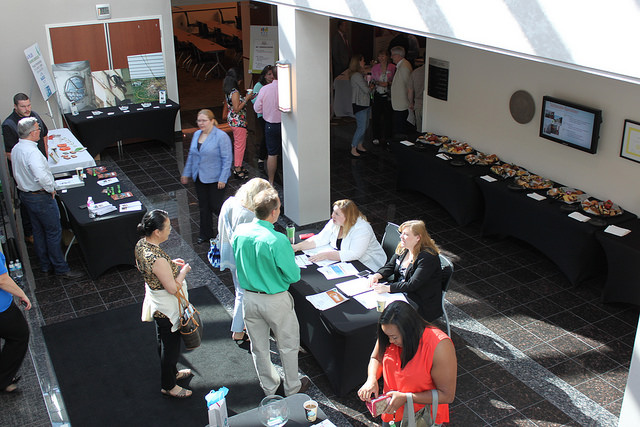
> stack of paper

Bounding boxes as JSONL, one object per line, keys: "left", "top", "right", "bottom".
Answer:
{"left": 336, "top": 277, "right": 372, "bottom": 297}
{"left": 353, "top": 291, "right": 408, "bottom": 310}
{"left": 604, "top": 225, "right": 631, "bottom": 237}
{"left": 305, "top": 288, "right": 348, "bottom": 311}
{"left": 317, "top": 262, "right": 359, "bottom": 280}
{"left": 119, "top": 201, "right": 142, "bottom": 212}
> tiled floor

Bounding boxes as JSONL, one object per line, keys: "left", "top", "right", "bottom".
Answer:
{"left": 7, "top": 69, "right": 638, "bottom": 426}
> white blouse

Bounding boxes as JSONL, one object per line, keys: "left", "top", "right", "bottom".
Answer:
{"left": 311, "top": 216, "right": 386, "bottom": 271}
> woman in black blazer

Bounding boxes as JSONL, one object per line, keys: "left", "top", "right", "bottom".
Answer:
{"left": 369, "top": 220, "right": 443, "bottom": 321}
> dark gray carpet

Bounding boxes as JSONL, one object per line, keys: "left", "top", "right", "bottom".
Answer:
{"left": 42, "top": 286, "right": 264, "bottom": 426}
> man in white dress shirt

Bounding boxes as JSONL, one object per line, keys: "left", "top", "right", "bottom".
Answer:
{"left": 11, "top": 117, "right": 83, "bottom": 280}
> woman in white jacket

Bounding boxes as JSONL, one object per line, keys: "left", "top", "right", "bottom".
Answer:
{"left": 293, "top": 199, "right": 386, "bottom": 271}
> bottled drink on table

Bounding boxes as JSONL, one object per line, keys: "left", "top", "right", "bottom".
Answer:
{"left": 8, "top": 261, "right": 15, "bottom": 279}
{"left": 87, "top": 197, "right": 96, "bottom": 219}
{"left": 14, "top": 261, "right": 23, "bottom": 284}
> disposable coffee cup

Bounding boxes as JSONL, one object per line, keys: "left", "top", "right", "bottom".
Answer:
{"left": 376, "top": 299, "right": 386, "bottom": 313}
{"left": 303, "top": 400, "right": 318, "bottom": 422}
{"left": 286, "top": 224, "right": 295, "bottom": 244}
{"left": 174, "top": 259, "right": 185, "bottom": 267}
{"left": 246, "top": 88, "right": 253, "bottom": 94}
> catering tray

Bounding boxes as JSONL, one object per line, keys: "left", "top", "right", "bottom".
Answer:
{"left": 581, "top": 198, "right": 623, "bottom": 217}
{"left": 465, "top": 152, "right": 499, "bottom": 166}
{"left": 547, "top": 187, "right": 589, "bottom": 204}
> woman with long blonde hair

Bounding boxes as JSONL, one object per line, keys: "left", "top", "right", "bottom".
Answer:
{"left": 368, "top": 220, "right": 444, "bottom": 321}
{"left": 292, "top": 199, "right": 386, "bottom": 271}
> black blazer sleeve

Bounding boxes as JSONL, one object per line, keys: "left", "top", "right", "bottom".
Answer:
{"left": 376, "top": 253, "right": 401, "bottom": 280}
{"left": 389, "top": 251, "right": 440, "bottom": 293}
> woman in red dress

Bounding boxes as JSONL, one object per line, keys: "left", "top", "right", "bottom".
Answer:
{"left": 357, "top": 301, "right": 457, "bottom": 425}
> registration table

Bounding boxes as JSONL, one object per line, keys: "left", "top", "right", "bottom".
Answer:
{"left": 596, "top": 219, "right": 640, "bottom": 306}
{"left": 476, "top": 177, "right": 636, "bottom": 285}
{"left": 64, "top": 101, "right": 180, "bottom": 156}
{"left": 57, "top": 172, "right": 146, "bottom": 278}
{"left": 393, "top": 142, "right": 490, "bottom": 225}
{"left": 47, "top": 128, "right": 96, "bottom": 174}
{"left": 290, "top": 256, "right": 379, "bottom": 396}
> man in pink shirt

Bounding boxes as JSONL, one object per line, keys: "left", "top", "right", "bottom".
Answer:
{"left": 253, "top": 78, "right": 281, "bottom": 185}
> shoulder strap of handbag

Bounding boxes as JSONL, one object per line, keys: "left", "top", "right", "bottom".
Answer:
{"left": 403, "top": 390, "right": 439, "bottom": 427}
{"left": 175, "top": 287, "right": 188, "bottom": 312}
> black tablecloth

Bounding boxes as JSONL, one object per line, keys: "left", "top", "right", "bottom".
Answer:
{"left": 57, "top": 173, "right": 146, "bottom": 278}
{"left": 290, "top": 253, "right": 380, "bottom": 396}
{"left": 64, "top": 100, "right": 180, "bottom": 156}
{"left": 228, "top": 393, "right": 326, "bottom": 426}
{"left": 393, "top": 142, "right": 489, "bottom": 225}
{"left": 476, "top": 177, "right": 636, "bottom": 285}
{"left": 596, "top": 219, "right": 640, "bottom": 306}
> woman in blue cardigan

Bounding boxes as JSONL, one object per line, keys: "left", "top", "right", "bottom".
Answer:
{"left": 181, "top": 109, "right": 233, "bottom": 244}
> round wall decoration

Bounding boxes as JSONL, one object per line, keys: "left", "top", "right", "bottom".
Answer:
{"left": 509, "top": 90, "right": 535, "bottom": 124}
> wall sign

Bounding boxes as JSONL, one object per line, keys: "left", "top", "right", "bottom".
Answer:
{"left": 427, "top": 57, "right": 449, "bottom": 101}
{"left": 620, "top": 119, "right": 640, "bottom": 163}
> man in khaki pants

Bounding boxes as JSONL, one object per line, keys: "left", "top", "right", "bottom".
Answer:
{"left": 232, "top": 188, "right": 311, "bottom": 396}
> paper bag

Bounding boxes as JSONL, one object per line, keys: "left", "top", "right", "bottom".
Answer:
{"left": 208, "top": 398, "right": 229, "bottom": 427}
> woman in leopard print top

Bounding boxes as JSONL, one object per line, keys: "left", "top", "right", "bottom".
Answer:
{"left": 135, "top": 209, "right": 193, "bottom": 399}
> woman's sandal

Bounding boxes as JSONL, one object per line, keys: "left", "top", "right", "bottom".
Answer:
{"left": 233, "top": 331, "right": 250, "bottom": 345}
{"left": 176, "top": 369, "right": 193, "bottom": 381}
{"left": 4, "top": 376, "right": 21, "bottom": 393}
{"left": 161, "top": 386, "right": 192, "bottom": 398}
{"left": 232, "top": 169, "right": 248, "bottom": 179}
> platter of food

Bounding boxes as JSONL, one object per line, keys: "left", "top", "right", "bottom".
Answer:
{"left": 547, "top": 187, "right": 588, "bottom": 204}
{"left": 514, "top": 174, "right": 554, "bottom": 190}
{"left": 489, "top": 163, "right": 528, "bottom": 179}
{"left": 439, "top": 141, "right": 474, "bottom": 155}
{"left": 417, "top": 133, "right": 448, "bottom": 146}
{"left": 581, "top": 198, "right": 623, "bottom": 217}
{"left": 465, "top": 151, "right": 500, "bottom": 166}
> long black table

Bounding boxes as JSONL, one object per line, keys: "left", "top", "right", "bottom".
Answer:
{"left": 476, "top": 177, "right": 636, "bottom": 285}
{"left": 596, "top": 219, "right": 640, "bottom": 306}
{"left": 64, "top": 100, "right": 180, "bottom": 156}
{"left": 57, "top": 172, "right": 146, "bottom": 278}
{"left": 393, "top": 142, "right": 491, "bottom": 225}
{"left": 290, "top": 252, "right": 380, "bottom": 396}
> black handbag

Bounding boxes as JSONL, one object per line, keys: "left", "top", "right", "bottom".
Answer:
{"left": 176, "top": 287, "right": 202, "bottom": 350}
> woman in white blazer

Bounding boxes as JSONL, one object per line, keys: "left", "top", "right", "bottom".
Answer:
{"left": 293, "top": 199, "right": 386, "bottom": 271}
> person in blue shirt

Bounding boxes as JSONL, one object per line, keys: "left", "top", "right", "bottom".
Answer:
{"left": 180, "top": 109, "right": 233, "bottom": 244}
{"left": 0, "top": 252, "right": 31, "bottom": 393}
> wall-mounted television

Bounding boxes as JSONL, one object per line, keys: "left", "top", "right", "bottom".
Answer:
{"left": 539, "top": 96, "right": 602, "bottom": 154}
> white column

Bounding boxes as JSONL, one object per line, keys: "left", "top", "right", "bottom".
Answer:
{"left": 278, "top": 6, "right": 330, "bottom": 225}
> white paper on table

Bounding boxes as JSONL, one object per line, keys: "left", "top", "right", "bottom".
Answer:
{"left": 604, "top": 225, "right": 631, "bottom": 237}
{"left": 317, "top": 262, "right": 359, "bottom": 280}
{"left": 353, "top": 290, "right": 408, "bottom": 310}
{"left": 336, "top": 277, "right": 372, "bottom": 297}
{"left": 97, "top": 177, "right": 120, "bottom": 186}
{"left": 436, "top": 153, "right": 451, "bottom": 161}
{"left": 314, "top": 259, "right": 338, "bottom": 267}
{"left": 295, "top": 255, "right": 312, "bottom": 268}
{"left": 527, "top": 192, "right": 546, "bottom": 201}
{"left": 305, "top": 288, "right": 348, "bottom": 311}
{"left": 315, "top": 420, "right": 337, "bottom": 427}
{"left": 400, "top": 140, "right": 414, "bottom": 146}
{"left": 480, "top": 175, "right": 497, "bottom": 182}
{"left": 568, "top": 211, "right": 590, "bottom": 222}
{"left": 119, "top": 201, "right": 142, "bottom": 212}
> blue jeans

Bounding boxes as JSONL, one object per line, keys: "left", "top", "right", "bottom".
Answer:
{"left": 19, "top": 191, "right": 69, "bottom": 274}
{"left": 352, "top": 107, "right": 370, "bottom": 148}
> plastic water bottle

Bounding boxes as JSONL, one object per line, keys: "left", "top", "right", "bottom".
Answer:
{"left": 87, "top": 197, "right": 96, "bottom": 219}
{"left": 14, "top": 261, "right": 23, "bottom": 284}
{"left": 8, "top": 261, "right": 15, "bottom": 279}
{"left": 208, "top": 238, "right": 220, "bottom": 268}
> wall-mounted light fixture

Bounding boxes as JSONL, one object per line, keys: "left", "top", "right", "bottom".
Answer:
{"left": 276, "top": 61, "right": 292, "bottom": 113}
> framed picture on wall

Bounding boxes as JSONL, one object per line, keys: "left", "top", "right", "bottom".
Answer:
{"left": 620, "top": 119, "right": 640, "bottom": 163}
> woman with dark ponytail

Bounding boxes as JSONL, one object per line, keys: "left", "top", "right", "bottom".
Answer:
{"left": 135, "top": 210, "right": 193, "bottom": 398}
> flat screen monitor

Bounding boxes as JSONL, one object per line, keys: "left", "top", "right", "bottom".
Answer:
{"left": 539, "top": 96, "right": 602, "bottom": 154}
